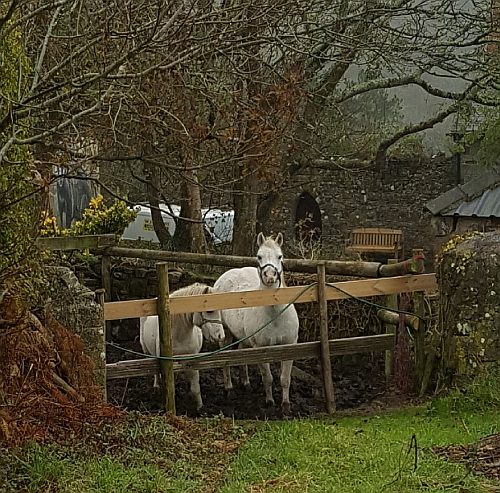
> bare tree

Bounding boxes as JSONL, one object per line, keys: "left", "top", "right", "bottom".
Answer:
{"left": 2, "top": 0, "right": 499, "bottom": 257}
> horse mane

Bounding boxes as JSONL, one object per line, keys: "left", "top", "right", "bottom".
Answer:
{"left": 170, "top": 283, "right": 211, "bottom": 331}
{"left": 260, "top": 237, "right": 278, "bottom": 248}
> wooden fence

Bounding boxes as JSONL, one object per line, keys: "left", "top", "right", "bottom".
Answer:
{"left": 104, "top": 264, "right": 437, "bottom": 415}
{"left": 37, "top": 235, "right": 437, "bottom": 414}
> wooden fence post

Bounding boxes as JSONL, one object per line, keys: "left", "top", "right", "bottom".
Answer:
{"left": 156, "top": 262, "right": 176, "bottom": 414}
{"left": 412, "top": 249, "right": 427, "bottom": 396}
{"left": 95, "top": 288, "right": 107, "bottom": 402}
{"left": 317, "top": 262, "right": 336, "bottom": 414}
{"left": 384, "top": 259, "right": 398, "bottom": 381}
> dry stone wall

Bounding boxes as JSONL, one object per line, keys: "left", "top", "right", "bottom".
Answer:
{"left": 264, "top": 158, "right": 456, "bottom": 267}
{"left": 436, "top": 231, "right": 500, "bottom": 387}
{"left": 43, "top": 266, "right": 105, "bottom": 391}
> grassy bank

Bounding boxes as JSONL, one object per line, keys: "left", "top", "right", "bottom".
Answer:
{"left": 220, "top": 409, "right": 499, "bottom": 492}
{"left": 221, "top": 373, "right": 500, "bottom": 492}
{"left": 1, "top": 375, "right": 500, "bottom": 492}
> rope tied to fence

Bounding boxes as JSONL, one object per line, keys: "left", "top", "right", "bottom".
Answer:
{"left": 108, "top": 279, "right": 428, "bottom": 362}
{"left": 325, "top": 282, "right": 427, "bottom": 323}
{"left": 107, "top": 283, "right": 318, "bottom": 361}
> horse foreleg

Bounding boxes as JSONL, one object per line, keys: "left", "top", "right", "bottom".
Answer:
{"left": 185, "top": 369, "right": 203, "bottom": 411}
{"left": 220, "top": 337, "right": 234, "bottom": 396}
{"left": 258, "top": 362, "right": 275, "bottom": 406}
{"left": 238, "top": 342, "right": 250, "bottom": 389}
{"left": 239, "top": 364, "right": 250, "bottom": 389}
{"left": 280, "top": 360, "right": 293, "bottom": 415}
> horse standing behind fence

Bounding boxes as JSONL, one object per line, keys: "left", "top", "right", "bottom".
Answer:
{"left": 139, "top": 283, "right": 225, "bottom": 410}
{"left": 214, "top": 232, "right": 299, "bottom": 414}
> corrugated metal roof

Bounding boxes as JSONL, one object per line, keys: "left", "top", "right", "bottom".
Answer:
{"left": 425, "top": 165, "right": 500, "bottom": 218}
{"left": 442, "top": 187, "right": 500, "bottom": 217}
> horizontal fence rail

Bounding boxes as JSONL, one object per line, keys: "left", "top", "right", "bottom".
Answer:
{"left": 104, "top": 273, "right": 437, "bottom": 320}
{"left": 104, "top": 245, "right": 423, "bottom": 277}
{"left": 106, "top": 334, "right": 395, "bottom": 379}
{"left": 36, "top": 234, "right": 117, "bottom": 251}
{"left": 106, "top": 245, "right": 385, "bottom": 276}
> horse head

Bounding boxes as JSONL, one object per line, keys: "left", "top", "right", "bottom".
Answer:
{"left": 256, "top": 232, "right": 284, "bottom": 287}
{"left": 192, "top": 285, "right": 225, "bottom": 343}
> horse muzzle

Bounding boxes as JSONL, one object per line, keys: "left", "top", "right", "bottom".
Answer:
{"left": 259, "top": 263, "right": 282, "bottom": 287}
{"left": 200, "top": 320, "right": 225, "bottom": 342}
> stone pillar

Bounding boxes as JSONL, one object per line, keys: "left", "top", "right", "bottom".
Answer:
{"left": 436, "top": 231, "right": 500, "bottom": 389}
{"left": 43, "top": 266, "right": 106, "bottom": 392}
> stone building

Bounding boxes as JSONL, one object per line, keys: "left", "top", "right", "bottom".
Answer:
{"left": 262, "top": 158, "right": 458, "bottom": 268}
{"left": 425, "top": 165, "right": 500, "bottom": 240}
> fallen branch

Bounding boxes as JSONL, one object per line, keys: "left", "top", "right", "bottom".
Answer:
{"left": 51, "top": 371, "right": 85, "bottom": 403}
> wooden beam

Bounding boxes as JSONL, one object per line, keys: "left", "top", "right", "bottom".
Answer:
{"left": 101, "top": 255, "right": 112, "bottom": 301}
{"left": 105, "top": 246, "right": 427, "bottom": 277}
{"left": 106, "top": 245, "right": 382, "bottom": 276}
{"left": 103, "top": 274, "right": 438, "bottom": 321}
{"left": 95, "top": 288, "right": 107, "bottom": 402}
{"left": 106, "top": 334, "right": 395, "bottom": 379}
{"left": 383, "top": 259, "right": 398, "bottom": 381}
{"left": 36, "top": 234, "right": 117, "bottom": 251}
{"left": 377, "top": 309, "right": 419, "bottom": 332}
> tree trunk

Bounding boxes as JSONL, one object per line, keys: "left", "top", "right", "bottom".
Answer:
{"left": 172, "top": 168, "right": 207, "bottom": 254}
{"left": 172, "top": 181, "right": 190, "bottom": 252}
{"left": 145, "top": 164, "right": 171, "bottom": 248}
{"left": 232, "top": 166, "right": 258, "bottom": 256}
{"left": 185, "top": 168, "right": 208, "bottom": 254}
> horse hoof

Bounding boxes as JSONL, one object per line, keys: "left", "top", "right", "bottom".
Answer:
{"left": 281, "top": 402, "right": 291, "bottom": 416}
{"left": 265, "top": 398, "right": 276, "bottom": 408}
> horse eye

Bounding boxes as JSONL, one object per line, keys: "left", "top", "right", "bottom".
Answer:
{"left": 257, "top": 255, "right": 262, "bottom": 261}
{"left": 278, "top": 255, "right": 283, "bottom": 260}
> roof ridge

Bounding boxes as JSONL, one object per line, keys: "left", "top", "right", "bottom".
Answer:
{"left": 425, "top": 164, "right": 500, "bottom": 215}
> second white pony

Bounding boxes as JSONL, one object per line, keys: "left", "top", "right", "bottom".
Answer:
{"left": 214, "top": 232, "right": 299, "bottom": 414}
{"left": 139, "top": 282, "right": 225, "bottom": 410}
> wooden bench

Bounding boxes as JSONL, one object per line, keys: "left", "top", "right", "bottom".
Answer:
{"left": 345, "top": 228, "right": 403, "bottom": 260}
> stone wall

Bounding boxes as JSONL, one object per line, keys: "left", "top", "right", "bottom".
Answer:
{"left": 76, "top": 264, "right": 210, "bottom": 302}
{"left": 431, "top": 216, "right": 500, "bottom": 238}
{"left": 43, "top": 266, "right": 105, "bottom": 392}
{"left": 435, "top": 231, "right": 500, "bottom": 388}
{"left": 263, "top": 158, "right": 456, "bottom": 268}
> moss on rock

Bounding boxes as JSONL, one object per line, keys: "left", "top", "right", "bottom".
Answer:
{"left": 436, "top": 231, "right": 500, "bottom": 389}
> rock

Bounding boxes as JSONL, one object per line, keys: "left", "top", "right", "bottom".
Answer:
{"left": 436, "top": 231, "right": 500, "bottom": 388}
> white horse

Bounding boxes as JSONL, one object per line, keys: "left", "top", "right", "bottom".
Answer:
{"left": 139, "top": 283, "right": 225, "bottom": 410}
{"left": 214, "top": 232, "right": 299, "bottom": 414}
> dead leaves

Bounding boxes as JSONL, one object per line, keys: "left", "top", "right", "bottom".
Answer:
{"left": 434, "top": 434, "right": 500, "bottom": 481}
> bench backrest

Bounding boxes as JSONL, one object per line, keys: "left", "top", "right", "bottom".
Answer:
{"left": 349, "top": 228, "right": 403, "bottom": 249}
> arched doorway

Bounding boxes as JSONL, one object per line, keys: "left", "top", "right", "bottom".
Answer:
{"left": 294, "top": 191, "right": 322, "bottom": 244}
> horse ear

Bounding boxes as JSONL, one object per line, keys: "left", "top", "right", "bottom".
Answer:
{"left": 257, "top": 232, "right": 265, "bottom": 247}
{"left": 275, "top": 232, "right": 283, "bottom": 247}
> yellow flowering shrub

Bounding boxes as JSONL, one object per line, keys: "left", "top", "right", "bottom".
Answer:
{"left": 41, "top": 195, "right": 137, "bottom": 237}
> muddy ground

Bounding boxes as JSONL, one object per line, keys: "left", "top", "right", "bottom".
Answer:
{"left": 106, "top": 339, "right": 389, "bottom": 419}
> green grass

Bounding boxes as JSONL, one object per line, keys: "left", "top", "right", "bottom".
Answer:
{"left": 220, "top": 374, "right": 500, "bottom": 493}
{"left": 220, "top": 409, "right": 499, "bottom": 493}
{"left": 2, "top": 373, "right": 500, "bottom": 493}
{"left": 0, "top": 413, "right": 250, "bottom": 493}
{"left": 8, "top": 445, "right": 197, "bottom": 492}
